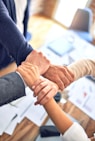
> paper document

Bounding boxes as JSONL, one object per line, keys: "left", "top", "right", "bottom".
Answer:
{"left": 25, "top": 88, "right": 47, "bottom": 126}
{"left": 0, "top": 104, "right": 18, "bottom": 135}
{"left": 69, "top": 77, "right": 95, "bottom": 120}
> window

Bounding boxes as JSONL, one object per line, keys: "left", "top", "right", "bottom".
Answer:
{"left": 53, "top": 0, "right": 90, "bottom": 27}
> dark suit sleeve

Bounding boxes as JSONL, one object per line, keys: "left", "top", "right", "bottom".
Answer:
{"left": 0, "top": 72, "right": 26, "bottom": 106}
{"left": 0, "top": 1, "right": 33, "bottom": 66}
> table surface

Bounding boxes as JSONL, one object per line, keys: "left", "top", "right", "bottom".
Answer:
{"left": 1, "top": 100, "right": 95, "bottom": 141}
{"left": 0, "top": 116, "right": 48, "bottom": 141}
{"left": 63, "top": 100, "right": 95, "bottom": 138}
{"left": 0, "top": 30, "right": 95, "bottom": 140}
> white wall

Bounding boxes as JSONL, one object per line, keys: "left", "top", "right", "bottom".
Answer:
{"left": 53, "top": 0, "right": 89, "bottom": 27}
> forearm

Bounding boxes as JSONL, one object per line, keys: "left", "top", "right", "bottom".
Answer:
{"left": 0, "top": 1, "right": 33, "bottom": 66}
{"left": 68, "top": 59, "right": 95, "bottom": 81}
{"left": 44, "top": 98, "right": 73, "bottom": 134}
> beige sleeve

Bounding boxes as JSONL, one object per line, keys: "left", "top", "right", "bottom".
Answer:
{"left": 67, "top": 59, "right": 95, "bottom": 81}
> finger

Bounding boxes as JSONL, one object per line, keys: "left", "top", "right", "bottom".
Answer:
{"left": 32, "top": 77, "right": 45, "bottom": 89}
{"left": 58, "top": 67, "right": 74, "bottom": 88}
{"left": 36, "top": 82, "right": 58, "bottom": 105}
{"left": 60, "top": 71, "right": 72, "bottom": 87}
{"left": 64, "top": 66, "right": 74, "bottom": 81}
{"left": 35, "top": 84, "right": 51, "bottom": 101}
{"left": 33, "top": 80, "right": 49, "bottom": 96}
{"left": 54, "top": 76, "right": 65, "bottom": 90}
{"left": 35, "top": 88, "right": 58, "bottom": 105}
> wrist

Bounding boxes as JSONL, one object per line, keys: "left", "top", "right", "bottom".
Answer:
{"left": 16, "top": 71, "right": 27, "bottom": 87}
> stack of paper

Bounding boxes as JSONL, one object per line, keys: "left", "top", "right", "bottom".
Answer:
{"left": 0, "top": 87, "right": 47, "bottom": 135}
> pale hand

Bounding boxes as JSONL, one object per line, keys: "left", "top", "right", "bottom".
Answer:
{"left": 32, "top": 77, "right": 59, "bottom": 105}
{"left": 25, "top": 50, "right": 50, "bottom": 75}
{"left": 16, "top": 62, "right": 40, "bottom": 89}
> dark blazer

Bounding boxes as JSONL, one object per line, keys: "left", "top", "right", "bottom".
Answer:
{"left": 3, "top": 0, "right": 30, "bottom": 37}
{"left": 23, "top": 0, "right": 31, "bottom": 37}
{"left": 0, "top": 72, "right": 26, "bottom": 106}
{"left": 2, "top": 0, "right": 17, "bottom": 23}
{"left": 0, "top": 1, "right": 33, "bottom": 69}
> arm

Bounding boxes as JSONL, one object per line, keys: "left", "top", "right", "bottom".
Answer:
{"left": 43, "top": 65, "right": 74, "bottom": 90}
{"left": 33, "top": 78, "right": 90, "bottom": 141}
{"left": 0, "top": 1, "right": 33, "bottom": 66}
{"left": 68, "top": 59, "right": 95, "bottom": 81}
{"left": 43, "top": 58, "right": 95, "bottom": 90}
{"left": 0, "top": 72, "right": 25, "bottom": 106}
{"left": 44, "top": 98, "right": 90, "bottom": 141}
{"left": 44, "top": 98, "right": 73, "bottom": 134}
{"left": 0, "top": 1, "right": 50, "bottom": 74}
{"left": 0, "top": 62, "right": 40, "bottom": 106}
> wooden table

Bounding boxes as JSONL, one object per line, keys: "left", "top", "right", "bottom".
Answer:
{"left": 0, "top": 117, "right": 48, "bottom": 141}
{"left": 0, "top": 62, "right": 49, "bottom": 141}
{"left": 63, "top": 100, "right": 95, "bottom": 138}
{"left": 1, "top": 100, "right": 95, "bottom": 141}
{"left": 0, "top": 15, "right": 95, "bottom": 140}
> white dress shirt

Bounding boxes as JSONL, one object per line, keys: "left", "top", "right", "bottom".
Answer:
{"left": 14, "top": 0, "right": 27, "bottom": 33}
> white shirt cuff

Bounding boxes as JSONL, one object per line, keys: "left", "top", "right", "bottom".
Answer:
{"left": 61, "top": 122, "right": 90, "bottom": 141}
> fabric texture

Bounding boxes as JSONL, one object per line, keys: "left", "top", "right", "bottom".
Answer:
{"left": 0, "top": 72, "right": 26, "bottom": 106}
{"left": 0, "top": 1, "right": 33, "bottom": 69}
{"left": 14, "top": 0, "right": 27, "bottom": 34}
{"left": 61, "top": 122, "right": 90, "bottom": 141}
{"left": 68, "top": 59, "right": 95, "bottom": 81}
{"left": 2, "top": 0, "right": 17, "bottom": 23}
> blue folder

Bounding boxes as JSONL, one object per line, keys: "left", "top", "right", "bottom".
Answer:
{"left": 48, "top": 37, "right": 73, "bottom": 56}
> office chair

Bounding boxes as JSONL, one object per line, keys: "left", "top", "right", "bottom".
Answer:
{"left": 69, "top": 8, "right": 93, "bottom": 42}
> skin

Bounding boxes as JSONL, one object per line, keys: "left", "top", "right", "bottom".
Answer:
{"left": 32, "top": 65, "right": 74, "bottom": 105}
{"left": 43, "top": 65, "right": 74, "bottom": 90}
{"left": 33, "top": 77, "right": 59, "bottom": 105}
{"left": 25, "top": 50, "right": 74, "bottom": 91}
{"left": 17, "top": 61, "right": 95, "bottom": 141}
{"left": 32, "top": 77, "right": 94, "bottom": 141}
{"left": 17, "top": 62, "right": 40, "bottom": 89}
{"left": 25, "top": 50, "right": 50, "bottom": 75}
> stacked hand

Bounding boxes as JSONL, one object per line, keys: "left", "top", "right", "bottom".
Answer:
{"left": 25, "top": 50, "right": 74, "bottom": 91}
{"left": 17, "top": 62, "right": 40, "bottom": 89}
{"left": 43, "top": 65, "right": 74, "bottom": 90}
{"left": 32, "top": 77, "right": 59, "bottom": 105}
{"left": 17, "top": 61, "right": 74, "bottom": 105}
{"left": 25, "top": 50, "right": 50, "bottom": 75}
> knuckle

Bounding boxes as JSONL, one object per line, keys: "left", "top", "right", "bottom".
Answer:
{"left": 45, "top": 95, "right": 50, "bottom": 101}
{"left": 39, "top": 83, "right": 44, "bottom": 88}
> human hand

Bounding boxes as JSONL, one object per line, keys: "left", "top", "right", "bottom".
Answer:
{"left": 32, "top": 77, "right": 59, "bottom": 105}
{"left": 90, "top": 135, "right": 95, "bottom": 141}
{"left": 43, "top": 65, "right": 74, "bottom": 90}
{"left": 25, "top": 50, "right": 50, "bottom": 75}
{"left": 16, "top": 62, "right": 40, "bottom": 89}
